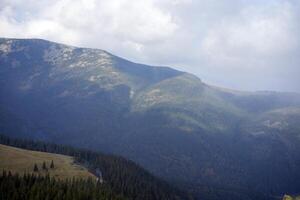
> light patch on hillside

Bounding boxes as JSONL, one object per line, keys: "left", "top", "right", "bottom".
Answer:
{"left": 68, "top": 50, "right": 113, "bottom": 68}
{"left": 139, "top": 89, "right": 171, "bottom": 108}
{"left": 130, "top": 90, "right": 135, "bottom": 98}
{"left": 89, "top": 75, "right": 97, "bottom": 82}
{"left": 0, "top": 40, "right": 12, "bottom": 53}
{"left": 58, "top": 90, "right": 72, "bottom": 97}
{"left": 96, "top": 52, "right": 112, "bottom": 65}
{"left": 263, "top": 120, "right": 288, "bottom": 130}
{"left": 43, "top": 44, "right": 75, "bottom": 65}
{"left": 0, "top": 40, "right": 27, "bottom": 56}
{"left": 251, "top": 131, "right": 266, "bottom": 136}
{"left": 28, "top": 72, "right": 41, "bottom": 80}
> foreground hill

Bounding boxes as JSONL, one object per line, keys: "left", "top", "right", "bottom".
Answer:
{"left": 0, "top": 38, "right": 300, "bottom": 199}
{"left": 0, "top": 134, "right": 189, "bottom": 200}
{"left": 0, "top": 144, "right": 95, "bottom": 180}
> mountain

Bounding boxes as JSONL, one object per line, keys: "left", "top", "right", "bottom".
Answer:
{"left": 1, "top": 38, "right": 300, "bottom": 199}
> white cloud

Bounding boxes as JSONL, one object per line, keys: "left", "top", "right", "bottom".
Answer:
{"left": 0, "top": 0, "right": 177, "bottom": 46}
{"left": 201, "top": 1, "right": 299, "bottom": 67}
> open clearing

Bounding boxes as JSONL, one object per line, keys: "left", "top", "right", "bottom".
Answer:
{"left": 0, "top": 144, "right": 96, "bottom": 180}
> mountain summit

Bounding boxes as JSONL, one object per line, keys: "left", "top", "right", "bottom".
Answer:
{"left": 1, "top": 38, "right": 300, "bottom": 199}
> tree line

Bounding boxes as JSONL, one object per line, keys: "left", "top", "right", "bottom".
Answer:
{"left": 0, "top": 134, "right": 192, "bottom": 200}
{"left": 0, "top": 170, "right": 125, "bottom": 200}
{"left": 33, "top": 160, "right": 54, "bottom": 172}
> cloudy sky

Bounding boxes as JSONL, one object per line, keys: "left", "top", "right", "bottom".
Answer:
{"left": 1, "top": 0, "right": 299, "bottom": 92}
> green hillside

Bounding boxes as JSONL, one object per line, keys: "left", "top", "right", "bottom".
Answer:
{"left": 283, "top": 195, "right": 300, "bottom": 200}
{"left": 0, "top": 144, "right": 95, "bottom": 180}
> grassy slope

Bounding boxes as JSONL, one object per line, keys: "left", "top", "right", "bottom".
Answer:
{"left": 283, "top": 195, "right": 300, "bottom": 200}
{"left": 0, "top": 144, "right": 96, "bottom": 180}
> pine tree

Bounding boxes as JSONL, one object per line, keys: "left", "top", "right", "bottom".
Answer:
{"left": 33, "top": 164, "right": 39, "bottom": 172}
{"left": 42, "top": 162, "right": 47, "bottom": 170}
{"left": 50, "top": 160, "right": 54, "bottom": 169}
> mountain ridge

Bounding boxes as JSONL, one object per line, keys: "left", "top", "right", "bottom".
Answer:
{"left": 3, "top": 37, "right": 300, "bottom": 95}
{"left": 1, "top": 37, "right": 300, "bottom": 200}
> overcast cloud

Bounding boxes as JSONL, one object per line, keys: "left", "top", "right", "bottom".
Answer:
{"left": 0, "top": 0, "right": 299, "bottom": 92}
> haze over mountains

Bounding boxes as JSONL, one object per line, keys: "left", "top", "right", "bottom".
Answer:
{"left": 1, "top": 38, "right": 300, "bottom": 199}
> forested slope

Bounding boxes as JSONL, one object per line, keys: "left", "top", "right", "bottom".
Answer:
{"left": 0, "top": 134, "right": 191, "bottom": 200}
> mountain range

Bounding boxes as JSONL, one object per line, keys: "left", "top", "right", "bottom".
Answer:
{"left": 1, "top": 38, "right": 300, "bottom": 199}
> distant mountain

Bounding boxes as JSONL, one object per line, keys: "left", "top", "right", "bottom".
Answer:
{"left": 1, "top": 38, "right": 300, "bottom": 199}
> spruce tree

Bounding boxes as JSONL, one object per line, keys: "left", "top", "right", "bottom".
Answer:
{"left": 42, "top": 161, "right": 47, "bottom": 170}
{"left": 50, "top": 160, "right": 54, "bottom": 169}
{"left": 33, "top": 164, "right": 39, "bottom": 172}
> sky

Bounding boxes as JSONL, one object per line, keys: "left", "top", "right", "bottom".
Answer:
{"left": 0, "top": 0, "right": 299, "bottom": 92}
